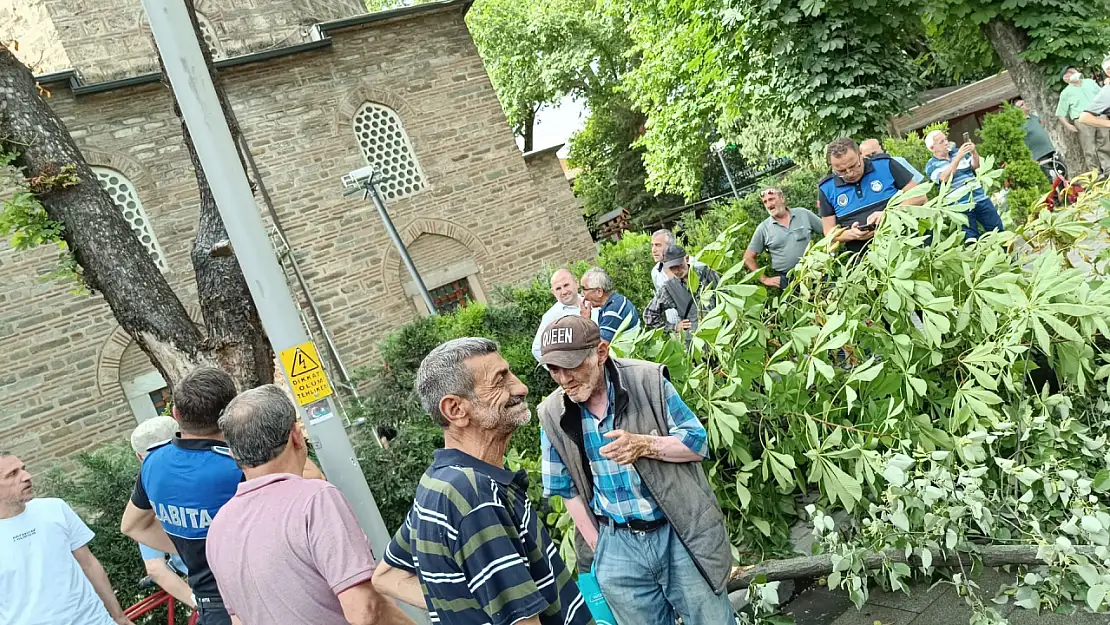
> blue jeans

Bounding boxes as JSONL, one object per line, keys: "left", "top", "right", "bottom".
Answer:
{"left": 963, "top": 197, "right": 1004, "bottom": 241}
{"left": 594, "top": 522, "right": 733, "bottom": 625}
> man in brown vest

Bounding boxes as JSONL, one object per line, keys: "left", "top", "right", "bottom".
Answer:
{"left": 536, "top": 316, "right": 733, "bottom": 625}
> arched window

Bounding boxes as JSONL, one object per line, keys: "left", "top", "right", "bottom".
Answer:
{"left": 196, "top": 12, "right": 224, "bottom": 59}
{"left": 93, "top": 167, "right": 168, "bottom": 272}
{"left": 352, "top": 102, "right": 426, "bottom": 201}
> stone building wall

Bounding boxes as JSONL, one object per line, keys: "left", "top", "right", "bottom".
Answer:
{"left": 0, "top": 5, "right": 595, "bottom": 471}
{"left": 0, "top": 0, "right": 365, "bottom": 81}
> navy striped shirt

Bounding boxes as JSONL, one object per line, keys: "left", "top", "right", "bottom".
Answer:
{"left": 385, "top": 449, "right": 592, "bottom": 625}
{"left": 596, "top": 292, "right": 639, "bottom": 343}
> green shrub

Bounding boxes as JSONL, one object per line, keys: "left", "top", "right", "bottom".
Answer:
{"left": 596, "top": 232, "right": 655, "bottom": 310}
{"left": 883, "top": 127, "right": 938, "bottom": 174}
{"left": 978, "top": 104, "right": 1049, "bottom": 222}
{"left": 40, "top": 444, "right": 187, "bottom": 624}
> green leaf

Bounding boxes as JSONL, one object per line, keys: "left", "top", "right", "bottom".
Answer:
{"left": 752, "top": 517, "right": 771, "bottom": 536}
{"left": 736, "top": 483, "right": 752, "bottom": 509}
{"left": 1087, "top": 584, "right": 1110, "bottom": 612}
{"left": 891, "top": 509, "right": 910, "bottom": 531}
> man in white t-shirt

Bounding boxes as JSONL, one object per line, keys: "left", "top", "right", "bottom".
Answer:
{"left": 0, "top": 453, "right": 133, "bottom": 625}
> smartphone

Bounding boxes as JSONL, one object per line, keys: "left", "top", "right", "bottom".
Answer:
{"left": 859, "top": 223, "right": 877, "bottom": 232}
{"left": 962, "top": 132, "right": 971, "bottom": 144}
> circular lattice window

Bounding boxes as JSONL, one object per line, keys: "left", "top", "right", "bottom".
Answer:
{"left": 196, "top": 12, "right": 224, "bottom": 59}
{"left": 353, "top": 102, "right": 426, "bottom": 201}
{"left": 93, "top": 167, "right": 168, "bottom": 272}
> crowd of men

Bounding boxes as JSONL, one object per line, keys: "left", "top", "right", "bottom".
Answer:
{"left": 7, "top": 55, "right": 1110, "bottom": 625}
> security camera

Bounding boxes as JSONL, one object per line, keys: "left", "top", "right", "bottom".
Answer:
{"left": 341, "top": 165, "right": 377, "bottom": 190}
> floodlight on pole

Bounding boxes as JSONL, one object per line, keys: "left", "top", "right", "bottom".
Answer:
{"left": 342, "top": 166, "right": 438, "bottom": 315}
{"left": 711, "top": 140, "right": 741, "bottom": 200}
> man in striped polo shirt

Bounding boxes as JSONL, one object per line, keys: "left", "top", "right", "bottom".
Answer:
{"left": 580, "top": 267, "right": 639, "bottom": 344}
{"left": 372, "top": 338, "right": 593, "bottom": 625}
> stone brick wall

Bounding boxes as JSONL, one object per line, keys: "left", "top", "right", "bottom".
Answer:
{"left": 0, "top": 0, "right": 365, "bottom": 81}
{"left": 0, "top": 6, "right": 595, "bottom": 472}
{"left": 0, "top": 0, "right": 71, "bottom": 73}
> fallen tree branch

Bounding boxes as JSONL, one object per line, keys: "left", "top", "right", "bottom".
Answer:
{"left": 727, "top": 544, "right": 1099, "bottom": 590}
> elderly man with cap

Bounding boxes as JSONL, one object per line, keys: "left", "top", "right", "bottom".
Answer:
{"left": 128, "top": 417, "right": 194, "bottom": 611}
{"left": 537, "top": 316, "right": 733, "bottom": 625}
{"left": 744, "top": 187, "right": 825, "bottom": 289}
{"left": 643, "top": 244, "right": 719, "bottom": 335}
{"left": 373, "top": 338, "right": 593, "bottom": 625}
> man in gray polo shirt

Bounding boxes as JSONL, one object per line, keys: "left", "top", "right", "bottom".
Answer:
{"left": 744, "top": 187, "right": 824, "bottom": 289}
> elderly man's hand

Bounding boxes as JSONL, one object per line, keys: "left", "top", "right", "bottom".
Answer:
{"left": 579, "top": 302, "right": 592, "bottom": 318}
{"left": 599, "top": 430, "right": 654, "bottom": 465}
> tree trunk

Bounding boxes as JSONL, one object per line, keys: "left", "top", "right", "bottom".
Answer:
{"left": 0, "top": 44, "right": 209, "bottom": 388}
{"left": 155, "top": 0, "right": 274, "bottom": 389}
{"left": 522, "top": 106, "right": 536, "bottom": 152}
{"left": 727, "top": 544, "right": 1099, "bottom": 590}
{"left": 982, "top": 19, "right": 1086, "bottom": 175}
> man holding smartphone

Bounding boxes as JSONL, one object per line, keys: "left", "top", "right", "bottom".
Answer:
{"left": 819, "top": 138, "right": 925, "bottom": 255}
{"left": 924, "top": 130, "right": 1004, "bottom": 241}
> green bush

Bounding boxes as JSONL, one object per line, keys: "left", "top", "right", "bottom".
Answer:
{"left": 40, "top": 444, "right": 187, "bottom": 624}
{"left": 978, "top": 104, "right": 1049, "bottom": 223}
{"left": 883, "top": 125, "right": 944, "bottom": 174}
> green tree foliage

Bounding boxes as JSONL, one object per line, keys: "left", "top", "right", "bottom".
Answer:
{"left": 466, "top": 0, "right": 630, "bottom": 150}
{"left": 621, "top": 172, "right": 1110, "bottom": 617}
{"left": 607, "top": 0, "right": 924, "bottom": 198}
{"left": 883, "top": 125, "right": 946, "bottom": 175}
{"left": 913, "top": 19, "right": 1002, "bottom": 89}
{"left": 567, "top": 95, "right": 683, "bottom": 224}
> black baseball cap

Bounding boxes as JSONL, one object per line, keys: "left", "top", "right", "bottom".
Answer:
{"left": 662, "top": 244, "right": 688, "bottom": 269}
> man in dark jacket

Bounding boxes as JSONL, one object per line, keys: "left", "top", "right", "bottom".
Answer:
{"left": 537, "top": 316, "right": 733, "bottom": 625}
{"left": 643, "top": 244, "right": 719, "bottom": 336}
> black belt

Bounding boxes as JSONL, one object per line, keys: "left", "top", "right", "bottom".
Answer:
{"left": 196, "top": 597, "right": 225, "bottom": 608}
{"left": 606, "top": 517, "right": 667, "bottom": 532}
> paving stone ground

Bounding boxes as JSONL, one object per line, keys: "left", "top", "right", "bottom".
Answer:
{"left": 779, "top": 568, "right": 1110, "bottom": 625}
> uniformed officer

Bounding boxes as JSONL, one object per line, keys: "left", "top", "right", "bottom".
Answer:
{"left": 818, "top": 137, "right": 926, "bottom": 255}
{"left": 121, "top": 367, "right": 242, "bottom": 625}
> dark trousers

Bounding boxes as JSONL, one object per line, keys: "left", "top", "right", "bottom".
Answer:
{"left": 962, "top": 197, "right": 1004, "bottom": 241}
{"left": 196, "top": 597, "right": 232, "bottom": 625}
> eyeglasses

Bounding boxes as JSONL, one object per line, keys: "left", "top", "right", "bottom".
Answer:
{"left": 832, "top": 157, "right": 863, "bottom": 178}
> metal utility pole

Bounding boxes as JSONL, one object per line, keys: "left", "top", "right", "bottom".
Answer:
{"left": 141, "top": 1, "right": 425, "bottom": 622}
{"left": 343, "top": 170, "right": 438, "bottom": 315}
{"left": 713, "top": 140, "right": 741, "bottom": 200}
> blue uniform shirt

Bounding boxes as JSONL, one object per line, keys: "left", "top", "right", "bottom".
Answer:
{"left": 818, "top": 154, "right": 915, "bottom": 253}
{"left": 131, "top": 436, "right": 242, "bottom": 600}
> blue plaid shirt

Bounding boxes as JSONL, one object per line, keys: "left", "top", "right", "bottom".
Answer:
{"left": 541, "top": 377, "right": 708, "bottom": 523}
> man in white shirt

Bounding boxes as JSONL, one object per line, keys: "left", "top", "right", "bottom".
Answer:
{"left": 0, "top": 453, "right": 133, "bottom": 625}
{"left": 531, "top": 268, "right": 585, "bottom": 361}
{"left": 651, "top": 229, "right": 707, "bottom": 290}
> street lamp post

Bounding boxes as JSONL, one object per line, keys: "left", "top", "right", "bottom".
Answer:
{"left": 342, "top": 167, "right": 437, "bottom": 315}
{"left": 140, "top": 1, "right": 426, "bottom": 622}
{"left": 713, "top": 140, "right": 741, "bottom": 200}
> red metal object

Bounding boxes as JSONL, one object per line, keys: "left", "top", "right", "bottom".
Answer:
{"left": 125, "top": 590, "right": 198, "bottom": 625}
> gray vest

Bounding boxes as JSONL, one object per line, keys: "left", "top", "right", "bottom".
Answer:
{"left": 537, "top": 357, "right": 732, "bottom": 593}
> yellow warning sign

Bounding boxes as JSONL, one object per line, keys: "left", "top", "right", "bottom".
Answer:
{"left": 279, "top": 341, "right": 333, "bottom": 407}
